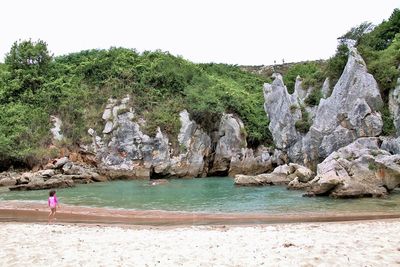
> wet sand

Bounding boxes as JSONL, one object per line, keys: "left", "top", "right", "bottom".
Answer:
{"left": 1, "top": 200, "right": 400, "bottom": 226}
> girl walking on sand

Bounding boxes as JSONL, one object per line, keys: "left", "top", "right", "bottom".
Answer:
{"left": 48, "top": 190, "right": 59, "bottom": 223}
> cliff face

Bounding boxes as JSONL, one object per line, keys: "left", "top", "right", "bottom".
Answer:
{"left": 88, "top": 97, "right": 272, "bottom": 179}
{"left": 75, "top": 47, "right": 398, "bottom": 182}
{"left": 263, "top": 47, "right": 384, "bottom": 169}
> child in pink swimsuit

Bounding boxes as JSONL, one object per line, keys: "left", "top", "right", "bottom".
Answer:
{"left": 48, "top": 190, "right": 59, "bottom": 223}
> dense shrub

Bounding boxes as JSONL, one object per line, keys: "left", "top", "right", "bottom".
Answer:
{"left": 304, "top": 88, "right": 323, "bottom": 106}
{"left": 380, "top": 106, "right": 396, "bottom": 136}
{"left": 359, "top": 9, "right": 400, "bottom": 51}
{"left": 0, "top": 103, "right": 51, "bottom": 165}
{"left": 283, "top": 62, "right": 325, "bottom": 94}
{"left": 325, "top": 43, "right": 349, "bottom": 93}
{"left": 295, "top": 106, "right": 311, "bottom": 134}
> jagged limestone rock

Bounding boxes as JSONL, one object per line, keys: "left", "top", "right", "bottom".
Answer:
{"left": 263, "top": 47, "right": 384, "bottom": 169}
{"left": 169, "top": 110, "right": 211, "bottom": 177}
{"left": 96, "top": 98, "right": 272, "bottom": 179}
{"left": 381, "top": 136, "right": 400, "bottom": 154}
{"left": 209, "top": 114, "right": 247, "bottom": 174}
{"left": 229, "top": 147, "right": 272, "bottom": 176}
{"left": 294, "top": 76, "right": 308, "bottom": 101}
{"left": 263, "top": 74, "right": 301, "bottom": 150}
{"left": 234, "top": 164, "right": 313, "bottom": 186}
{"left": 389, "top": 77, "right": 400, "bottom": 136}
{"left": 321, "top": 78, "right": 330, "bottom": 99}
{"left": 50, "top": 116, "right": 63, "bottom": 141}
{"left": 306, "top": 138, "right": 400, "bottom": 198}
{"left": 310, "top": 47, "right": 383, "bottom": 154}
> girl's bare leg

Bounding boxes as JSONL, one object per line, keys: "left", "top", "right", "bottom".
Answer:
{"left": 48, "top": 209, "right": 56, "bottom": 223}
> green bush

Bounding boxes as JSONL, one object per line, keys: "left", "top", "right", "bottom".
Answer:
{"left": 283, "top": 62, "right": 325, "bottom": 94}
{"left": 358, "top": 9, "right": 400, "bottom": 51}
{"left": 295, "top": 106, "right": 311, "bottom": 134}
{"left": 0, "top": 103, "right": 51, "bottom": 165}
{"left": 304, "top": 88, "right": 323, "bottom": 106}
{"left": 359, "top": 34, "right": 400, "bottom": 98}
{"left": 325, "top": 43, "right": 349, "bottom": 92}
{"left": 380, "top": 106, "right": 396, "bottom": 136}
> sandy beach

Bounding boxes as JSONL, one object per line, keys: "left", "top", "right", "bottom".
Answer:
{"left": 0, "top": 220, "right": 399, "bottom": 266}
{"left": 0, "top": 202, "right": 400, "bottom": 266}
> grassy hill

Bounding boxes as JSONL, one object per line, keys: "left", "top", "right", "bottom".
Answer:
{"left": 0, "top": 45, "right": 272, "bottom": 169}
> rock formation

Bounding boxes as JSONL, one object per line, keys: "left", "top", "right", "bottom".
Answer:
{"left": 168, "top": 110, "right": 211, "bottom": 178}
{"left": 209, "top": 114, "right": 247, "bottom": 175}
{"left": 50, "top": 116, "right": 64, "bottom": 141}
{"left": 264, "top": 47, "right": 384, "bottom": 169}
{"left": 234, "top": 163, "right": 313, "bottom": 186}
{"left": 1, "top": 157, "right": 104, "bottom": 191}
{"left": 263, "top": 73, "right": 302, "bottom": 150}
{"left": 89, "top": 96, "right": 271, "bottom": 179}
{"left": 389, "top": 77, "right": 400, "bottom": 136}
{"left": 304, "top": 138, "right": 400, "bottom": 198}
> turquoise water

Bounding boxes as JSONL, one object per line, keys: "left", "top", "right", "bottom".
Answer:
{"left": 0, "top": 177, "right": 399, "bottom": 214}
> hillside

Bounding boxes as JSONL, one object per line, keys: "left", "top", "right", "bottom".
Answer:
{"left": 0, "top": 47, "right": 272, "bottom": 170}
{"left": 0, "top": 8, "right": 398, "bottom": 172}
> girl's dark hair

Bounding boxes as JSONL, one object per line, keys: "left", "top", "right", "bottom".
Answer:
{"left": 49, "top": 190, "right": 56, "bottom": 197}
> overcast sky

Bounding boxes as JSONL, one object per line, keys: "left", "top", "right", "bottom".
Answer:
{"left": 1, "top": 0, "right": 398, "bottom": 65}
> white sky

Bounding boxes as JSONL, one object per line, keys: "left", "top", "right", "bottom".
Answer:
{"left": 1, "top": 0, "right": 398, "bottom": 65}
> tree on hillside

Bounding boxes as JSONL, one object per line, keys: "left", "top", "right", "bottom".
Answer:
{"left": 359, "top": 8, "right": 400, "bottom": 50}
{"left": 4, "top": 39, "right": 52, "bottom": 99}
{"left": 338, "top": 21, "right": 374, "bottom": 43}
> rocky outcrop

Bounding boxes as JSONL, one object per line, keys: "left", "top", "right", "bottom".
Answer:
{"left": 209, "top": 114, "right": 248, "bottom": 175}
{"left": 381, "top": 137, "right": 400, "bottom": 155}
{"left": 263, "top": 74, "right": 302, "bottom": 150}
{"left": 50, "top": 116, "right": 64, "bottom": 141}
{"left": 321, "top": 78, "right": 330, "bottom": 99}
{"left": 305, "top": 138, "right": 400, "bottom": 198}
{"left": 389, "top": 77, "right": 400, "bottom": 136}
{"left": 0, "top": 175, "right": 17, "bottom": 186}
{"left": 294, "top": 76, "right": 309, "bottom": 102}
{"left": 234, "top": 163, "right": 313, "bottom": 186}
{"left": 92, "top": 96, "right": 272, "bottom": 179}
{"left": 263, "top": 47, "right": 384, "bottom": 169}
{"left": 169, "top": 110, "right": 211, "bottom": 178}
{"left": 229, "top": 147, "right": 273, "bottom": 176}
{"left": 94, "top": 104, "right": 213, "bottom": 179}
{"left": 2, "top": 158, "right": 104, "bottom": 191}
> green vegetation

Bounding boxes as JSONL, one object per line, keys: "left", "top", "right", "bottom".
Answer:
{"left": 325, "top": 43, "right": 349, "bottom": 93}
{"left": 304, "top": 88, "right": 323, "bottom": 107}
{"left": 0, "top": 40, "right": 272, "bottom": 168}
{"left": 295, "top": 105, "right": 311, "bottom": 134}
{"left": 281, "top": 44, "right": 348, "bottom": 98}
{"left": 368, "top": 162, "right": 378, "bottom": 171}
{"left": 356, "top": 9, "right": 400, "bottom": 135}
{"left": 282, "top": 62, "right": 325, "bottom": 94}
{"left": 0, "top": 9, "right": 398, "bottom": 169}
{"left": 380, "top": 106, "right": 396, "bottom": 136}
{"left": 289, "top": 104, "right": 298, "bottom": 114}
{"left": 284, "top": 9, "right": 399, "bottom": 136}
{"left": 357, "top": 9, "right": 400, "bottom": 98}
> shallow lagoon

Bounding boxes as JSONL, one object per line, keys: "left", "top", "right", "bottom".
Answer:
{"left": 1, "top": 177, "right": 399, "bottom": 214}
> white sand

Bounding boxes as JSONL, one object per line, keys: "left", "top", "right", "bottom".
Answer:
{"left": 1, "top": 220, "right": 400, "bottom": 267}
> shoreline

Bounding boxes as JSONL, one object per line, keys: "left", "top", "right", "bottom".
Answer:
{"left": 1, "top": 200, "right": 400, "bottom": 226}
